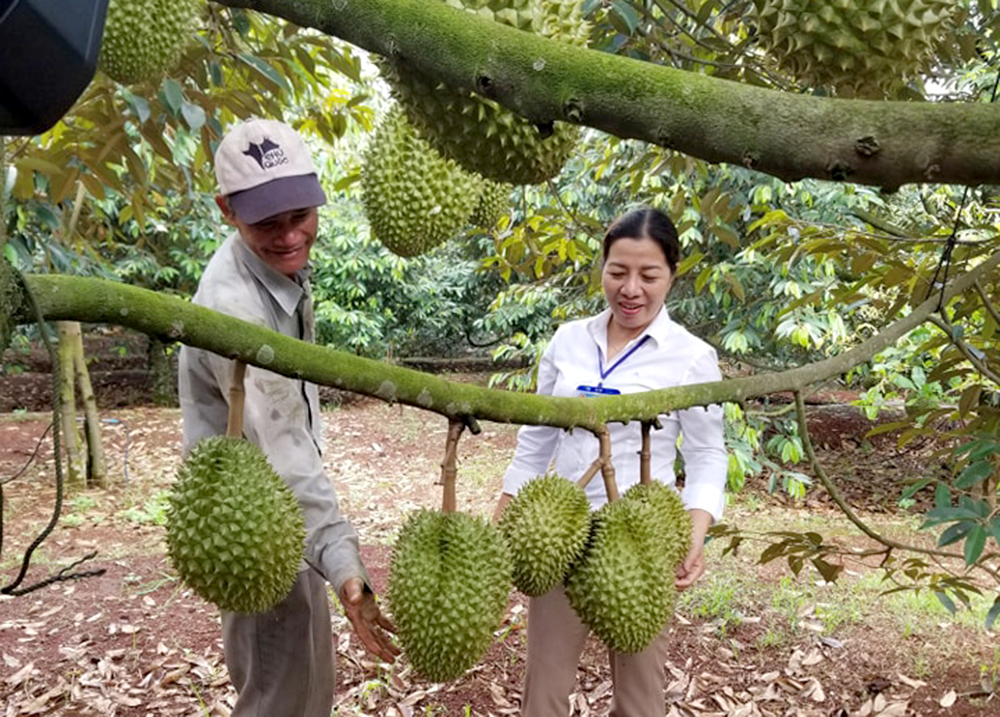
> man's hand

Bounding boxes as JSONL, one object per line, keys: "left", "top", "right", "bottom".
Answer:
{"left": 339, "top": 577, "right": 399, "bottom": 662}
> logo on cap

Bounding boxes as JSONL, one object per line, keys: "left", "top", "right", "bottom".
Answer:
{"left": 243, "top": 137, "right": 290, "bottom": 171}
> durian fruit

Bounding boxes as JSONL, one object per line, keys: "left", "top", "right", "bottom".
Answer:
{"left": 752, "top": 0, "right": 957, "bottom": 97}
{"left": 166, "top": 436, "right": 305, "bottom": 614}
{"left": 378, "top": 0, "right": 588, "bottom": 185}
{"left": 387, "top": 509, "right": 512, "bottom": 682}
{"left": 362, "top": 108, "right": 482, "bottom": 258}
{"left": 469, "top": 180, "right": 513, "bottom": 228}
{"left": 620, "top": 481, "right": 692, "bottom": 570}
{"left": 0, "top": 257, "right": 25, "bottom": 354}
{"left": 99, "top": 0, "right": 201, "bottom": 85}
{"left": 498, "top": 473, "right": 591, "bottom": 596}
{"left": 565, "top": 498, "right": 677, "bottom": 654}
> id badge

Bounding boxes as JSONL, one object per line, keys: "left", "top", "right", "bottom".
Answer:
{"left": 577, "top": 384, "right": 621, "bottom": 398}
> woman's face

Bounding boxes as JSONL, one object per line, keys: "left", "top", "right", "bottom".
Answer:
{"left": 602, "top": 235, "right": 674, "bottom": 335}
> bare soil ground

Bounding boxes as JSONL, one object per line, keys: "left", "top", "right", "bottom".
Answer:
{"left": 1, "top": 360, "right": 997, "bottom": 716}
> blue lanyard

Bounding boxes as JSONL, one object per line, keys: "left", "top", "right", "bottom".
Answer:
{"left": 597, "top": 335, "right": 650, "bottom": 386}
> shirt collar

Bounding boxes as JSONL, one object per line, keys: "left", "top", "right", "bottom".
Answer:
{"left": 586, "top": 305, "right": 673, "bottom": 350}
{"left": 232, "top": 233, "right": 308, "bottom": 317}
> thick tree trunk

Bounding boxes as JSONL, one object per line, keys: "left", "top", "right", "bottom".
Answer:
{"left": 70, "top": 325, "right": 107, "bottom": 488}
{"left": 220, "top": 0, "right": 1000, "bottom": 190}
{"left": 56, "top": 321, "right": 84, "bottom": 491}
{"left": 147, "top": 336, "right": 176, "bottom": 407}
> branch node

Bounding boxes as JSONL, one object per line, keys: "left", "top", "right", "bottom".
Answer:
{"left": 564, "top": 97, "right": 584, "bottom": 123}
{"left": 854, "top": 136, "right": 880, "bottom": 158}
{"left": 826, "top": 160, "right": 854, "bottom": 182}
{"left": 475, "top": 73, "right": 494, "bottom": 97}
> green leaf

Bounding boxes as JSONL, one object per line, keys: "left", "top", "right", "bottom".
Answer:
{"left": 938, "top": 520, "right": 973, "bottom": 547}
{"left": 934, "top": 481, "right": 952, "bottom": 509}
{"left": 986, "top": 596, "right": 1000, "bottom": 630}
{"left": 181, "top": 102, "right": 207, "bottom": 131}
{"left": 161, "top": 79, "right": 184, "bottom": 116}
{"left": 811, "top": 557, "right": 842, "bottom": 583}
{"left": 955, "top": 460, "right": 993, "bottom": 490}
{"left": 935, "top": 591, "right": 957, "bottom": 614}
{"left": 238, "top": 53, "right": 291, "bottom": 92}
{"left": 608, "top": 0, "right": 641, "bottom": 35}
{"left": 964, "top": 525, "right": 987, "bottom": 566}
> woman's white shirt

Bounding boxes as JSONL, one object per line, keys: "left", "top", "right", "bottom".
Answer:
{"left": 502, "top": 306, "right": 728, "bottom": 520}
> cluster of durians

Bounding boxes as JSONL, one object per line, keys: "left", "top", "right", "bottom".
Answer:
{"left": 361, "top": 0, "right": 588, "bottom": 258}
{"left": 386, "top": 473, "right": 693, "bottom": 682}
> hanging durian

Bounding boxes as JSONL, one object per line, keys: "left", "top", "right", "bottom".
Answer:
{"left": 166, "top": 435, "right": 305, "bottom": 614}
{"left": 752, "top": 0, "right": 957, "bottom": 97}
{"left": 564, "top": 498, "right": 677, "bottom": 654}
{"left": 362, "top": 108, "right": 482, "bottom": 257}
{"left": 99, "top": 0, "right": 201, "bottom": 85}
{"left": 469, "top": 180, "right": 514, "bottom": 228}
{"left": 387, "top": 509, "right": 512, "bottom": 682}
{"left": 378, "top": 0, "right": 588, "bottom": 185}
{"left": 498, "top": 473, "right": 591, "bottom": 596}
{"left": 620, "top": 480, "right": 692, "bottom": 571}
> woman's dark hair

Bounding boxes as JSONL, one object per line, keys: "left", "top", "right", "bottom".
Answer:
{"left": 602, "top": 207, "right": 680, "bottom": 274}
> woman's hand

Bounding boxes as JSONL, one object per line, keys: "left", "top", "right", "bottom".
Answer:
{"left": 675, "top": 509, "right": 712, "bottom": 590}
{"left": 492, "top": 492, "right": 513, "bottom": 523}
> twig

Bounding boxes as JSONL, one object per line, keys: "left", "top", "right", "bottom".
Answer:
{"left": 927, "top": 315, "right": 1000, "bottom": 387}
{"left": 974, "top": 280, "right": 1000, "bottom": 330}
{"left": 0, "top": 420, "right": 54, "bottom": 486}
{"left": 792, "top": 390, "right": 986, "bottom": 567}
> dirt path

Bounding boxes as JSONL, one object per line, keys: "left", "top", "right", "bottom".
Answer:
{"left": 1, "top": 401, "right": 995, "bottom": 716}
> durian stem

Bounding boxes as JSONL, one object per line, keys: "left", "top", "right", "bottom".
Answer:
{"left": 597, "top": 426, "right": 619, "bottom": 502}
{"left": 227, "top": 361, "right": 247, "bottom": 439}
{"left": 440, "top": 420, "right": 465, "bottom": 513}
{"left": 640, "top": 422, "right": 652, "bottom": 485}
{"left": 577, "top": 457, "right": 604, "bottom": 490}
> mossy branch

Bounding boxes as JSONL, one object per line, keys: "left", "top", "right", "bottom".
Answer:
{"left": 218, "top": 0, "right": 1000, "bottom": 189}
{"left": 18, "top": 251, "right": 1000, "bottom": 431}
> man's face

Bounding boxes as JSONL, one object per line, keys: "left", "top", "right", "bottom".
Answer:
{"left": 217, "top": 197, "right": 319, "bottom": 277}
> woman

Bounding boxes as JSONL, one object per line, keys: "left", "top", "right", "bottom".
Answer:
{"left": 495, "top": 207, "right": 728, "bottom": 717}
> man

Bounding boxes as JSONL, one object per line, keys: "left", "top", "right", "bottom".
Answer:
{"left": 178, "top": 117, "right": 398, "bottom": 717}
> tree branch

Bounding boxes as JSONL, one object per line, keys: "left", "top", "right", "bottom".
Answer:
{"left": 216, "top": 0, "right": 1000, "bottom": 189}
{"left": 18, "top": 247, "right": 1000, "bottom": 431}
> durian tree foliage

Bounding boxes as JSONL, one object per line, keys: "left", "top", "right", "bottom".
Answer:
{"left": 217, "top": 0, "right": 1000, "bottom": 191}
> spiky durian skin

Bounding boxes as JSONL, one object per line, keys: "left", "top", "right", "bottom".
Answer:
{"left": 99, "top": 0, "right": 200, "bottom": 85}
{"left": 379, "top": 0, "right": 588, "bottom": 185}
{"left": 620, "top": 481, "right": 692, "bottom": 570}
{"left": 565, "top": 499, "right": 676, "bottom": 654}
{"left": 752, "top": 0, "right": 957, "bottom": 97}
{"left": 388, "top": 509, "right": 512, "bottom": 682}
{"left": 498, "top": 473, "right": 591, "bottom": 597}
{"left": 361, "top": 109, "right": 482, "bottom": 258}
{"left": 469, "top": 180, "right": 513, "bottom": 228}
{"left": 0, "top": 257, "right": 24, "bottom": 354}
{"left": 165, "top": 436, "right": 305, "bottom": 614}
